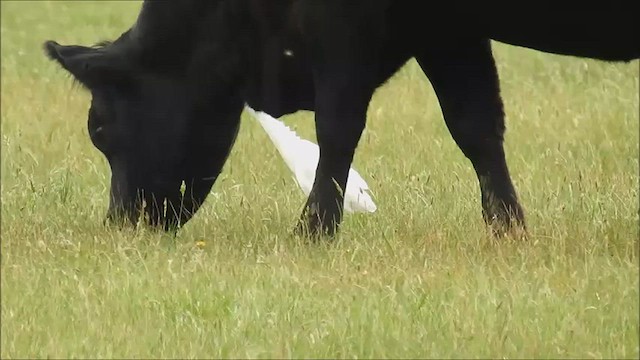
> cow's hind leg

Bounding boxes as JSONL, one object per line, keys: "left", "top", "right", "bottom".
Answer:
{"left": 416, "top": 38, "right": 526, "bottom": 236}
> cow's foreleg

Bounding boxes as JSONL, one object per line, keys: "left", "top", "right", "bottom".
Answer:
{"left": 416, "top": 39, "right": 526, "bottom": 237}
{"left": 292, "top": 2, "right": 385, "bottom": 238}
{"left": 295, "top": 68, "right": 375, "bottom": 238}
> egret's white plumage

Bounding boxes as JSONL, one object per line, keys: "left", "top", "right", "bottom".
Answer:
{"left": 246, "top": 106, "right": 377, "bottom": 214}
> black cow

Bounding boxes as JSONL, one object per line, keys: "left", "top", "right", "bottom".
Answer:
{"left": 43, "top": 0, "right": 639, "bottom": 237}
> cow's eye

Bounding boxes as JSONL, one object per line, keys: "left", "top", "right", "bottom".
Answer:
{"left": 88, "top": 107, "right": 110, "bottom": 153}
{"left": 90, "top": 124, "right": 110, "bottom": 153}
{"left": 92, "top": 125, "right": 105, "bottom": 141}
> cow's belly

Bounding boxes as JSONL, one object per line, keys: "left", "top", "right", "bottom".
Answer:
{"left": 392, "top": 2, "right": 638, "bottom": 61}
{"left": 480, "top": 8, "right": 639, "bottom": 61}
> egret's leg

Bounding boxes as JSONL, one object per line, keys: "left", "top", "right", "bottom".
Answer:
{"left": 416, "top": 38, "right": 526, "bottom": 236}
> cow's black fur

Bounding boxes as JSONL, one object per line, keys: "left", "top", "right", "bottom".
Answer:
{"left": 44, "top": 0, "right": 639, "bottom": 237}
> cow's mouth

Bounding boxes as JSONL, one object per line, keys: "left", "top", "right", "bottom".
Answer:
{"left": 106, "top": 178, "right": 216, "bottom": 231}
{"left": 142, "top": 189, "right": 186, "bottom": 230}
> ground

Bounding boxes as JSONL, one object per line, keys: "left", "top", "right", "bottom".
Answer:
{"left": 1, "top": 1, "right": 638, "bottom": 358}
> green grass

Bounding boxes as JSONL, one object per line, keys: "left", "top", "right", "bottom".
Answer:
{"left": 1, "top": 1, "right": 638, "bottom": 358}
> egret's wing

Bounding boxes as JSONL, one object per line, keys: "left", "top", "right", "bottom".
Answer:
{"left": 344, "top": 168, "right": 377, "bottom": 213}
{"left": 248, "top": 107, "right": 310, "bottom": 171}
{"left": 347, "top": 168, "right": 370, "bottom": 190}
{"left": 291, "top": 139, "right": 319, "bottom": 196}
{"left": 247, "top": 106, "right": 318, "bottom": 195}
{"left": 247, "top": 106, "right": 377, "bottom": 213}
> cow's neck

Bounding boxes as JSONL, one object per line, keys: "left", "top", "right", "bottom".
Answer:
{"left": 121, "top": 0, "right": 223, "bottom": 74}
{"left": 114, "top": 1, "right": 258, "bottom": 106}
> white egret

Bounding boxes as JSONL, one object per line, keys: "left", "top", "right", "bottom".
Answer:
{"left": 246, "top": 107, "right": 377, "bottom": 214}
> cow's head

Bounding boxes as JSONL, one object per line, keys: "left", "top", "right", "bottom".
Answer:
{"left": 43, "top": 19, "right": 314, "bottom": 231}
{"left": 43, "top": 39, "right": 245, "bottom": 230}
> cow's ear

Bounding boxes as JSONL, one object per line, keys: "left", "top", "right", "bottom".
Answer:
{"left": 43, "top": 40, "right": 131, "bottom": 88}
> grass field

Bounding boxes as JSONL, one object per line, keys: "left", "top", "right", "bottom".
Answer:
{"left": 1, "top": 1, "right": 638, "bottom": 358}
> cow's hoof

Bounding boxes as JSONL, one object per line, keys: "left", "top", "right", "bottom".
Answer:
{"left": 483, "top": 205, "right": 528, "bottom": 240}
{"left": 293, "top": 214, "right": 338, "bottom": 241}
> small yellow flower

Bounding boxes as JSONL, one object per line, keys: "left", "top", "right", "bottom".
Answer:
{"left": 195, "top": 240, "right": 206, "bottom": 249}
